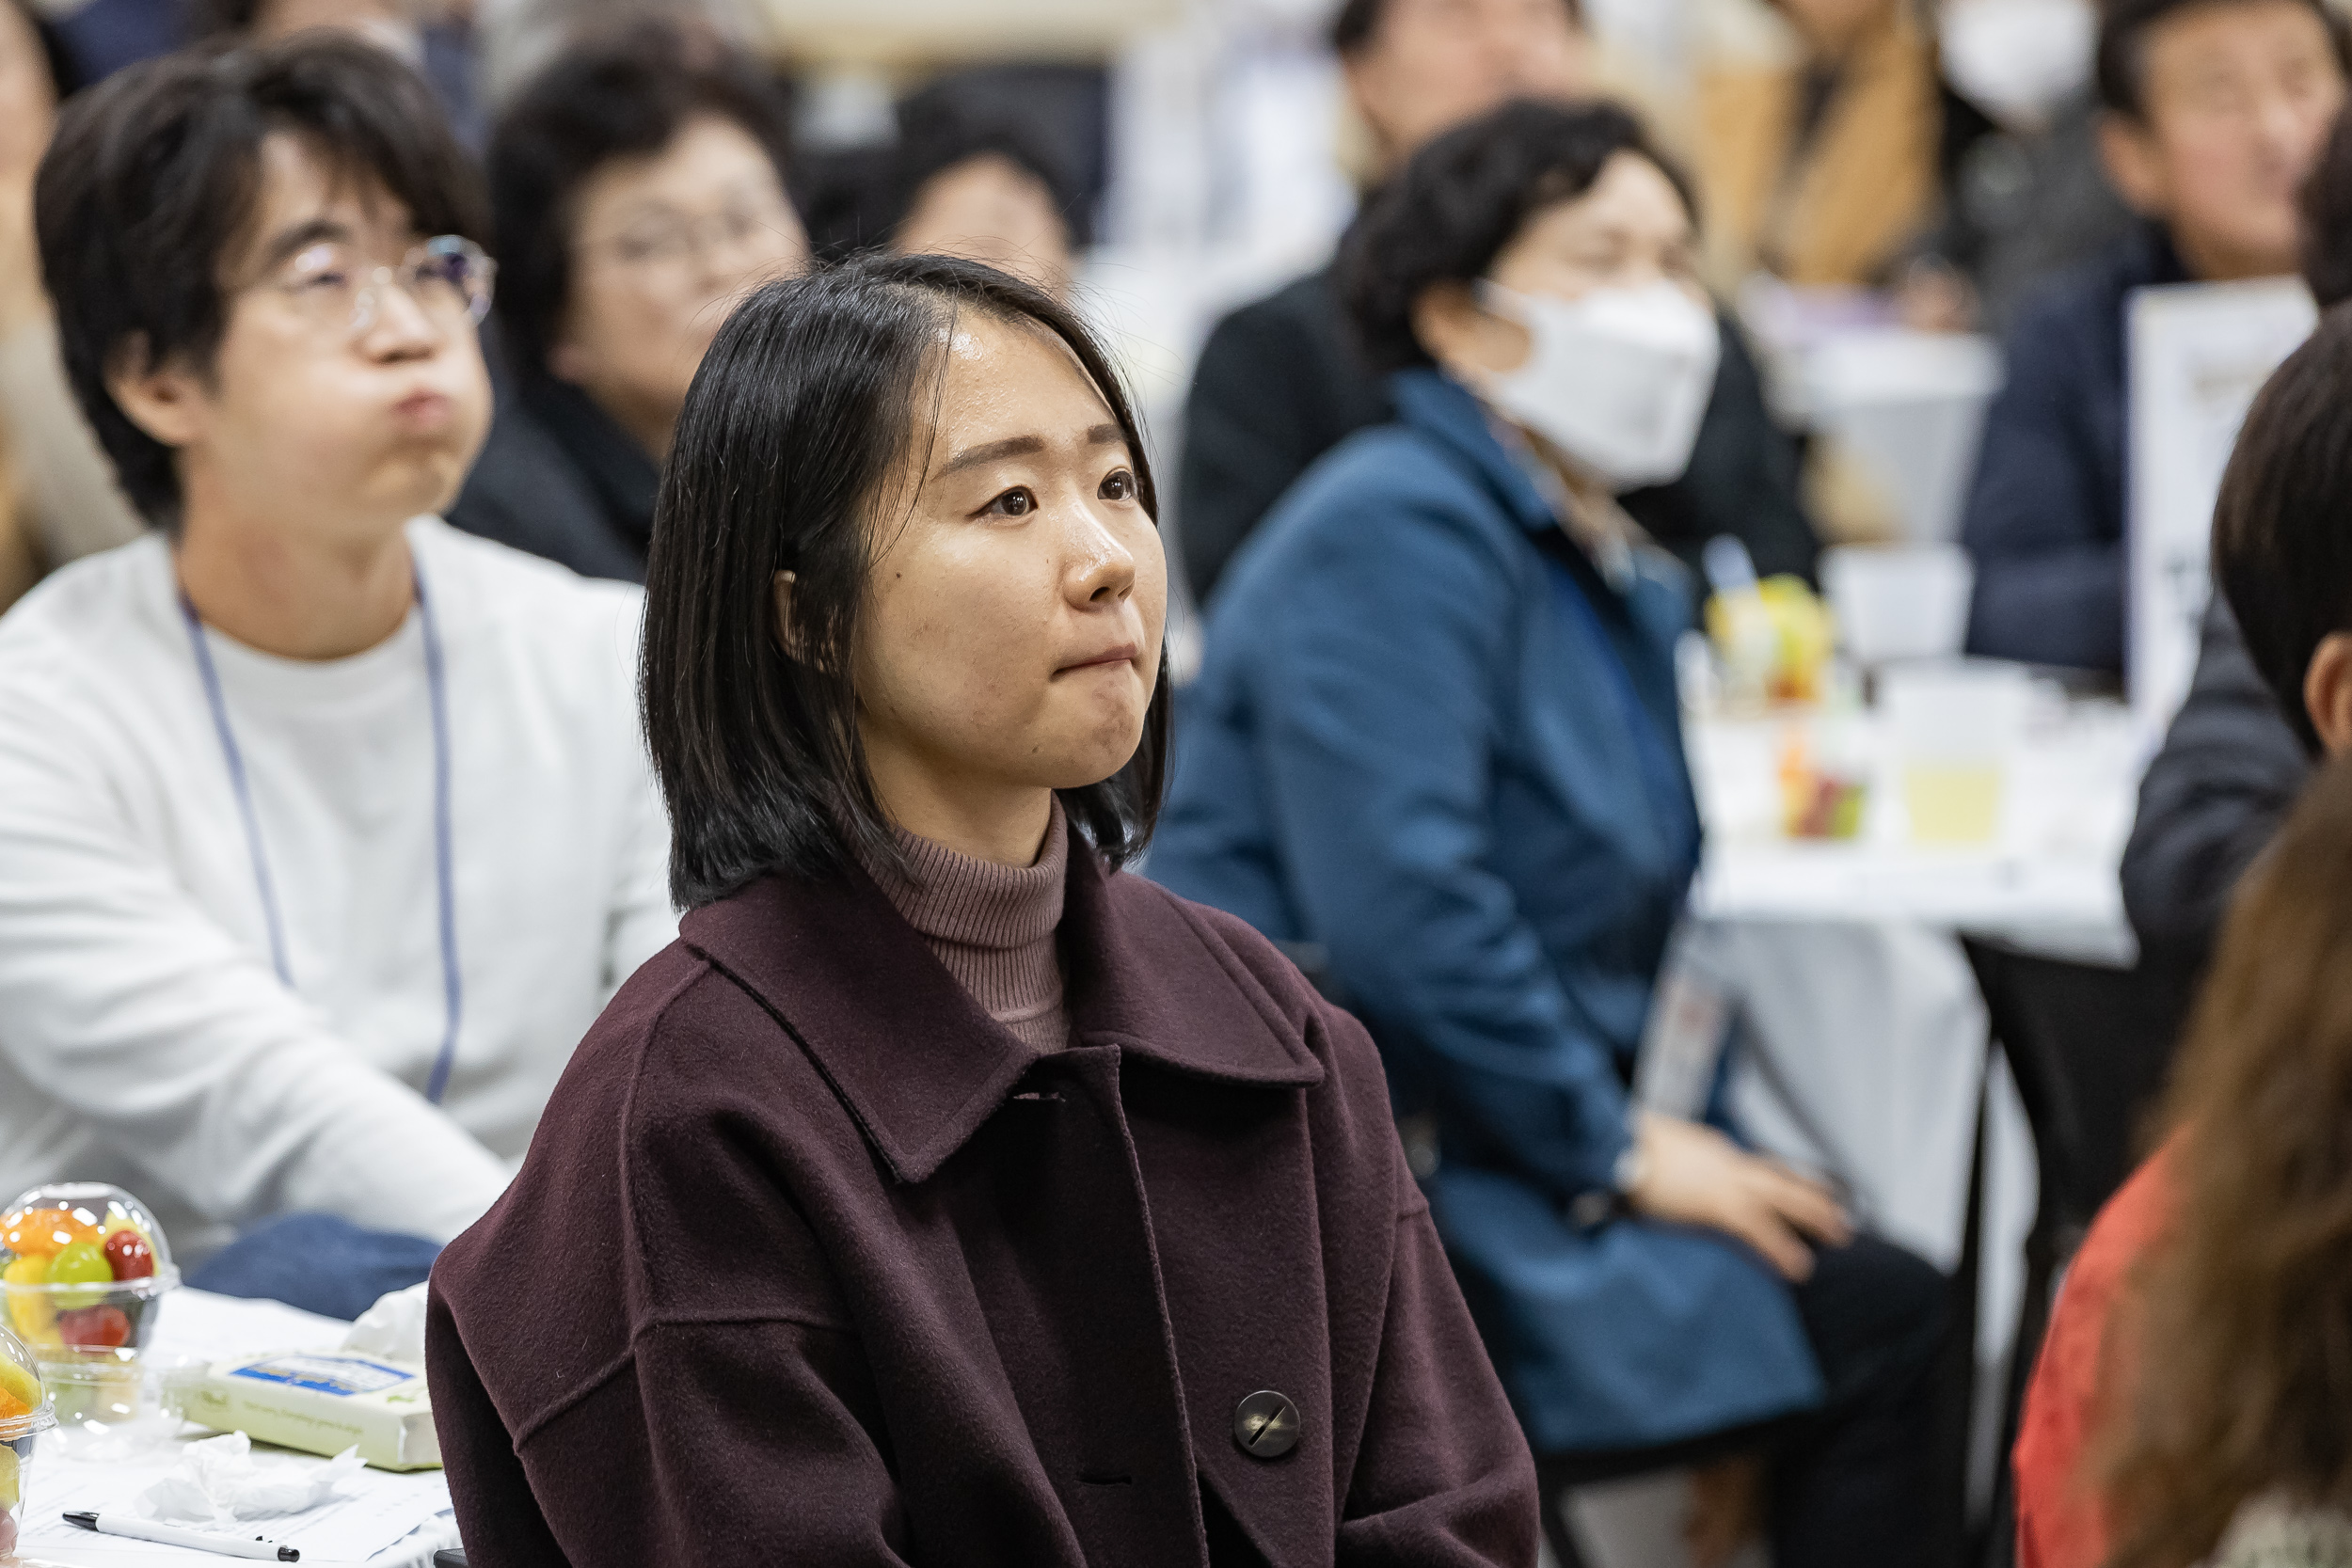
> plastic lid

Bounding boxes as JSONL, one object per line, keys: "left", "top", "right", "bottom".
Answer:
{"left": 2, "top": 1183, "right": 181, "bottom": 1294}
{"left": 0, "top": 1320, "right": 53, "bottom": 1438}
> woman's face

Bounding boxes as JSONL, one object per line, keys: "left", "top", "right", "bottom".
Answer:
{"left": 893, "top": 153, "right": 1074, "bottom": 300}
{"left": 845, "top": 312, "right": 1165, "bottom": 832}
{"left": 553, "top": 115, "right": 807, "bottom": 458}
{"left": 1416, "top": 150, "right": 1704, "bottom": 381}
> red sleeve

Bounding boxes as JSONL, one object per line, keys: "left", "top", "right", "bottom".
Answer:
{"left": 2012, "top": 1142, "right": 2178, "bottom": 1568}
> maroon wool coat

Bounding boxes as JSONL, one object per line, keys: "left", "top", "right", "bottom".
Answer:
{"left": 426, "top": 827, "right": 1538, "bottom": 1567}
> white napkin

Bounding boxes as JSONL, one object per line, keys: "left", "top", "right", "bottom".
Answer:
{"left": 137, "top": 1432, "right": 363, "bottom": 1526}
{"left": 340, "top": 1282, "right": 429, "bottom": 1365}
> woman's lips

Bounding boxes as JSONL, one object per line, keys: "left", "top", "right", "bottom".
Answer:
{"left": 1058, "top": 641, "right": 1140, "bottom": 675}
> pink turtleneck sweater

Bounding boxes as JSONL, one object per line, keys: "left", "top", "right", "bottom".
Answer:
{"left": 860, "top": 800, "right": 1070, "bottom": 1053}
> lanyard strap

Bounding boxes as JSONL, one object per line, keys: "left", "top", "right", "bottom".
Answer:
{"left": 178, "top": 567, "right": 466, "bottom": 1105}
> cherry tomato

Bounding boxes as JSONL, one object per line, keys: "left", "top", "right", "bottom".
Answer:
{"left": 102, "top": 1228, "right": 153, "bottom": 1282}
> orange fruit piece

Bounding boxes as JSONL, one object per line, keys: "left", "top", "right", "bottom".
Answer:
{"left": 2, "top": 1206, "right": 101, "bottom": 1259}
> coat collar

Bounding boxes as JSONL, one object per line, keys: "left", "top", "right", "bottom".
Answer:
{"left": 679, "top": 817, "right": 1322, "bottom": 1185}
{"left": 1390, "top": 367, "right": 1561, "bottom": 540}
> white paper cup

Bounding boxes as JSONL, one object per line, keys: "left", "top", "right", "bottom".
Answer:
{"left": 1821, "top": 544, "right": 1975, "bottom": 668}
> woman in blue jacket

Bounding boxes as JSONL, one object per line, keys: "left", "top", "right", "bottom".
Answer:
{"left": 1152, "top": 101, "right": 1944, "bottom": 1567}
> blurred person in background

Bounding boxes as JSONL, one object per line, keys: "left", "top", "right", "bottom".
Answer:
{"left": 1911, "top": 0, "right": 2137, "bottom": 333}
{"left": 1153, "top": 100, "right": 1943, "bottom": 1568}
{"left": 2015, "top": 303, "right": 2352, "bottom": 1568}
{"left": 878, "top": 83, "right": 1080, "bottom": 300}
{"left": 1959, "top": 0, "right": 2346, "bottom": 675}
{"left": 0, "top": 0, "right": 139, "bottom": 616}
{"left": 2122, "top": 104, "right": 2352, "bottom": 993}
{"left": 0, "top": 38, "right": 674, "bottom": 1315}
{"left": 1178, "top": 0, "right": 1819, "bottom": 606}
{"left": 445, "top": 17, "right": 804, "bottom": 581}
{"left": 190, "top": 0, "right": 484, "bottom": 148}
{"left": 1694, "top": 0, "right": 1940, "bottom": 292}
{"left": 2097, "top": 783, "right": 2352, "bottom": 1568}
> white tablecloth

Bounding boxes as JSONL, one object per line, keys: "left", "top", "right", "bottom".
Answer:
{"left": 14, "top": 1291, "right": 454, "bottom": 1568}
{"left": 1684, "top": 700, "right": 2149, "bottom": 1399}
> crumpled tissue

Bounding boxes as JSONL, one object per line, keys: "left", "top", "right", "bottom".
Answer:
{"left": 341, "top": 1281, "right": 428, "bottom": 1365}
{"left": 137, "top": 1431, "right": 363, "bottom": 1526}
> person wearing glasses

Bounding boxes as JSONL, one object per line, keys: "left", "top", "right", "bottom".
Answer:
{"left": 444, "top": 17, "right": 806, "bottom": 583}
{"left": 0, "top": 37, "right": 675, "bottom": 1317}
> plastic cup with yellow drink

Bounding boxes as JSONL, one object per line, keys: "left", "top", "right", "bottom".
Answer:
{"left": 0, "top": 1319, "right": 56, "bottom": 1560}
{"left": 1, "top": 1185, "right": 178, "bottom": 1426}
{"left": 1879, "top": 661, "right": 2033, "bottom": 846}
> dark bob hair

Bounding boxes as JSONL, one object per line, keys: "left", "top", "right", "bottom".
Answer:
{"left": 1329, "top": 0, "right": 1581, "bottom": 55}
{"left": 1340, "top": 97, "right": 1694, "bottom": 375}
{"left": 35, "top": 35, "right": 485, "bottom": 530}
{"left": 641, "top": 251, "right": 1168, "bottom": 908}
{"left": 2097, "top": 0, "right": 2349, "bottom": 121}
{"left": 488, "top": 16, "right": 793, "bottom": 381}
{"left": 2213, "top": 305, "right": 2352, "bottom": 757}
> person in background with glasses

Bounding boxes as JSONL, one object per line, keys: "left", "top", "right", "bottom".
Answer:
{"left": 0, "top": 36, "right": 676, "bottom": 1319}
{"left": 444, "top": 17, "right": 805, "bottom": 583}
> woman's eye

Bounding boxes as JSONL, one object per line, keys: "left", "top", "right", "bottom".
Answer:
{"left": 1100, "top": 468, "right": 1136, "bottom": 502}
{"left": 983, "top": 487, "right": 1035, "bottom": 517}
{"left": 295, "top": 270, "right": 349, "bottom": 293}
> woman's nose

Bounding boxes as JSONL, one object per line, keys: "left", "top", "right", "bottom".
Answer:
{"left": 1066, "top": 503, "right": 1138, "bottom": 606}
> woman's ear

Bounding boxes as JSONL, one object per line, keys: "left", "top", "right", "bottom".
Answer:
{"left": 2305, "top": 631, "right": 2352, "bottom": 757}
{"left": 1411, "top": 280, "right": 1531, "bottom": 385}
{"left": 103, "top": 333, "right": 204, "bottom": 449}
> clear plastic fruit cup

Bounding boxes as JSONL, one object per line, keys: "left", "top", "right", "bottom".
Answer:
{"left": 0, "top": 1320, "right": 56, "bottom": 1561}
{"left": 1, "top": 1184, "right": 178, "bottom": 1426}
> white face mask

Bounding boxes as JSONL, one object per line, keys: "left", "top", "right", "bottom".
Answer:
{"left": 1476, "top": 280, "right": 1722, "bottom": 493}
{"left": 1938, "top": 0, "right": 2095, "bottom": 126}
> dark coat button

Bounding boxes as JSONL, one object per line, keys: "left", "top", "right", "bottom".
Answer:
{"left": 1233, "top": 1390, "right": 1300, "bottom": 1459}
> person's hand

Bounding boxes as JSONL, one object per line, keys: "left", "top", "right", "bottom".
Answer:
{"left": 1893, "top": 257, "right": 1978, "bottom": 335}
{"left": 1623, "top": 1112, "right": 1851, "bottom": 1280}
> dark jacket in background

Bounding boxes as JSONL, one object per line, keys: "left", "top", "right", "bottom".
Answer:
{"left": 1177, "top": 268, "right": 1820, "bottom": 606}
{"left": 428, "top": 828, "right": 1538, "bottom": 1567}
{"left": 1960, "top": 225, "right": 2188, "bottom": 674}
{"left": 1152, "top": 369, "right": 1830, "bottom": 1455}
{"left": 446, "top": 373, "right": 660, "bottom": 584}
{"left": 2122, "top": 595, "right": 2310, "bottom": 973}
{"left": 1925, "top": 91, "right": 2137, "bottom": 339}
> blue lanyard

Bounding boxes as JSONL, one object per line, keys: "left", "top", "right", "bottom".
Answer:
{"left": 178, "top": 566, "right": 465, "bottom": 1105}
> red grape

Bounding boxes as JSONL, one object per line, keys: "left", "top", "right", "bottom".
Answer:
{"left": 103, "top": 1228, "right": 154, "bottom": 1281}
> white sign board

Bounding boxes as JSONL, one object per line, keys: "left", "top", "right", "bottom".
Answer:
{"left": 2128, "top": 279, "right": 2315, "bottom": 726}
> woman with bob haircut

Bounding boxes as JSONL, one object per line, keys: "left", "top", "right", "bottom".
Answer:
{"left": 1152, "top": 99, "right": 1945, "bottom": 1566}
{"left": 425, "top": 251, "right": 1539, "bottom": 1567}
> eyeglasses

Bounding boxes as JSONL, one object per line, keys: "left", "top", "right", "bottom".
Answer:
{"left": 584, "top": 200, "right": 803, "bottom": 272}
{"left": 263, "top": 235, "right": 496, "bottom": 341}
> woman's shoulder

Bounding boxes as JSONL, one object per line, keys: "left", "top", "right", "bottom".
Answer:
{"left": 1212, "top": 423, "right": 1532, "bottom": 629}
{"left": 435, "top": 939, "right": 855, "bottom": 1431}
{"left": 1101, "top": 871, "right": 1401, "bottom": 1135}
{"left": 1277, "top": 418, "right": 1505, "bottom": 535}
